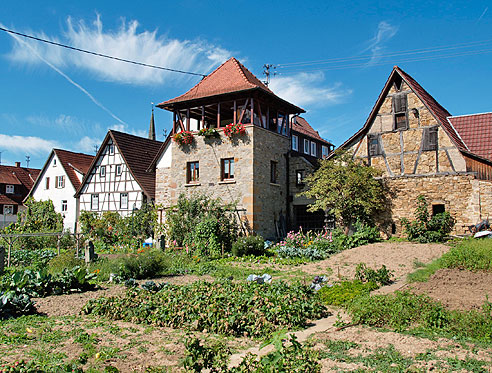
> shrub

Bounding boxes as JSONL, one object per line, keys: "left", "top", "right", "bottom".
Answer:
{"left": 318, "top": 280, "right": 379, "bottom": 306}
{"left": 117, "top": 250, "right": 168, "bottom": 280}
{"left": 231, "top": 235, "right": 265, "bottom": 257}
{"left": 355, "top": 263, "right": 393, "bottom": 286}
{"left": 83, "top": 280, "right": 328, "bottom": 338}
{"left": 47, "top": 251, "right": 84, "bottom": 274}
{"left": 401, "top": 195, "right": 454, "bottom": 242}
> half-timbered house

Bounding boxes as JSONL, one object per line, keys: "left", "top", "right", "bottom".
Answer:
{"left": 336, "top": 66, "right": 492, "bottom": 235}
{"left": 76, "top": 130, "right": 162, "bottom": 219}
{"left": 151, "top": 57, "right": 333, "bottom": 238}
{"left": 27, "top": 149, "right": 93, "bottom": 232}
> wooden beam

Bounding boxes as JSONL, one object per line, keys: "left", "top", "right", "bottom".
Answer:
{"left": 238, "top": 98, "right": 249, "bottom": 124}
{"left": 177, "top": 111, "right": 185, "bottom": 132}
{"left": 217, "top": 102, "right": 221, "bottom": 128}
{"left": 233, "top": 100, "right": 237, "bottom": 125}
{"left": 257, "top": 100, "right": 264, "bottom": 128}
{"left": 186, "top": 108, "right": 190, "bottom": 131}
{"left": 201, "top": 106, "right": 205, "bottom": 128}
{"left": 250, "top": 98, "right": 254, "bottom": 125}
{"left": 172, "top": 111, "right": 177, "bottom": 134}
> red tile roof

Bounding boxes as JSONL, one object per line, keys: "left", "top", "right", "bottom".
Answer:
{"left": 0, "top": 171, "right": 21, "bottom": 185}
{"left": 292, "top": 116, "right": 331, "bottom": 144}
{"left": 0, "top": 164, "right": 40, "bottom": 206}
{"left": 54, "top": 149, "right": 94, "bottom": 190}
{"left": 448, "top": 113, "right": 492, "bottom": 161}
{"left": 0, "top": 195, "right": 18, "bottom": 205}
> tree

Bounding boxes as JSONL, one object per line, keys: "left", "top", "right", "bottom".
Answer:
{"left": 302, "top": 151, "right": 386, "bottom": 232}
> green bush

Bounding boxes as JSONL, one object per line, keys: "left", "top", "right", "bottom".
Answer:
{"left": 401, "top": 195, "right": 454, "bottom": 243}
{"left": 231, "top": 235, "right": 265, "bottom": 257}
{"left": 318, "top": 280, "right": 378, "bottom": 306}
{"left": 355, "top": 263, "right": 393, "bottom": 286}
{"left": 9, "top": 249, "right": 57, "bottom": 268}
{"left": 118, "top": 250, "right": 168, "bottom": 280}
{"left": 47, "top": 251, "right": 84, "bottom": 274}
{"left": 83, "top": 280, "right": 328, "bottom": 338}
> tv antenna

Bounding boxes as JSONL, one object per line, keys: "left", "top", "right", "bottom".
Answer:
{"left": 263, "top": 64, "right": 277, "bottom": 86}
{"left": 25, "top": 155, "right": 30, "bottom": 167}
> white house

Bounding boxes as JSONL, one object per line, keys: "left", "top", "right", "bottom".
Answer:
{"left": 75, "top": 130, "right": 162, "bottom": 220}
{"left": 27, "top": 149, "right": 94, "bottom": 232}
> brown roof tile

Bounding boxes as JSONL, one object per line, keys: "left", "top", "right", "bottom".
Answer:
{"left": 447, "top": 113, "right": 492, "bottom": 161}
{"left": 0, "top": 164, "right": 40, "bottom": 205}
{"left": 292, "top": 116, "right": 331, "bottom": 144}
{"left": 54, "top": 149, "right": 94, "bottom": 190}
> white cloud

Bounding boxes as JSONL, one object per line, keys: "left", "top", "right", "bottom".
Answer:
{"left": 108, "top": 123, "right": 147, "bottom": 138}
{"left": 7, "top": 15, "right": 232, "bottom": 86}
{"left": 269, "top": 72, "right": 351, "bottom": 107}
{"left": 74, "top": 136, "right": 101, "bottom": 154}
{"left": 0, "top": 134, "right": 59, "bottom": 155}
{"left": 364, "top": 21, "right": 398, "bottom": 65}
{"left": 26, "top": 114, "right": 88, "bottom": 135}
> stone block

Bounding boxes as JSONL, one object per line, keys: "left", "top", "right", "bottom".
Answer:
{"left": 438, "top": 150, "right": 453, "bottom": 172}
{"left": 387, "top": 155, "right": 402, "bottom": 175}
{"left": 416, "top": 152, "right": 437, "bottom": 174}
{"left": 402, "top": 129, "right": 422, "bottom": 152}
{"left": 381, "top": 132, "right": 401, "bottom": 154}
{"left": 381, "top": 115, "right": 394, "bottom": 132}
{"left": 380, "top": 97, "right": 393, "bottom": 114}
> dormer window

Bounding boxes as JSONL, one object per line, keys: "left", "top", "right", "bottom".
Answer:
{"left": 6, "top": 185, "right": 14, "bottom": 194}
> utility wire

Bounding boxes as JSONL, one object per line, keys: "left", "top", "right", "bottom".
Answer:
{"left": 277, "top": 39, "right": 492, "bottom": 68}
{"left": 0, "top": 26, "right": 207, "bottom": 77}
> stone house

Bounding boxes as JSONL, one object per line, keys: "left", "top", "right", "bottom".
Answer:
{"left": 26, "top": 149, "right": 94, "bottom": 232}
{"left": 336, "top": 66, "right": 492, "bottom": 235}
{"left": 0, "top": 162, "right": 40, "bottom": 229}
{"left": 76, "top": 130, "right": 162, "bottom": 219}
{"left": 151, "top": 57, "right": 333, "bottom": 239}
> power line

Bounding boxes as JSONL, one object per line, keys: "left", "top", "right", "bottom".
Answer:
{"left": 277, "top": 39, "right": 492, "bottom": 69}
{"left": 0, "top": 26, "right": 207, "bottom": 78}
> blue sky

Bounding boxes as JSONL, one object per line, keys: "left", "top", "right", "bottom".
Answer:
{"left": 1, "top": 0, "right": 491, "bottom": 169}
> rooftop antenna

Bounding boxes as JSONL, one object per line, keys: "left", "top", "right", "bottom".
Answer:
{"left": 0, "top": 150, "right": 3, "bottom": 165}
{"left": 25, "top": 155, "right": 30, "bottom": 167}
{"left": 263, "top": 64, "right": 276, "bottom": 86}
{"left": 163, "top": 128, "right": 168, "bottom": 139}
{"left": 94, "top": 145, "right": 98, "bottom": 154}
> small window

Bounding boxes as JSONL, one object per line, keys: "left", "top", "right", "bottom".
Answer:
{"left": 432, "top": 204, "right": 445, "bottom": 216}
{"left": 423, "top": 127, "right": 438, "bottom": 151}
{"left": 304, "top": 139, "right": 310, "bottom": 154}
{"left": 296, "top": 170, "right": 305, "bottom": 186}
{"left": 368, "top": 135, "right": 381, "bottom": 156}
{"left": 187, "top": 161, "right": 199, "bottom": 183}
{"left": 45, "top": 177, "right": 50, "bottom": 190}
{"left": 108, "top": 144, "right": 114, "bottom": 155}
{"left": 395, "top": 113, "right": 408, "bottom": 130}
{"left": 120, "top": 193, "right": 128, "bottom": 209}
{"left": 310, "top": 142, "right": 317, "bottom": 157}
{"left": 292, "top": 135, "right": 299, "bottom": 151}
{"left": 322, "top": 145, "right": 329, "bottom": 158}
{"left": 61, "top": 200, "right": 68, "bottom": 212}
{"left": 3, "top": 205, "right": 14, "bottom": 215}
{"left": 221, "top": 158, "right": 234, "bottom": 180}
{"left": 56, "top": 176, "right": 65, "bottom": 189}
{"left": 270, "top": 161, "right": 278, "bottom": 184}
{"left": 91, "top": 194, "right": 99, "bottom": 210}
{"left": 53, "top": 159, "right": 57, "bottom": 167}
{"left": 393, "top": 93, "right": 408, "bottom": 130}
{"left": 116, "top": 164, "right": 122, "bottom": 176}
{"left": 6, "top": 185, "right": 14, "bottom": 194}
{"left": 100, "top": 166, "right": 106, "bottom": 177}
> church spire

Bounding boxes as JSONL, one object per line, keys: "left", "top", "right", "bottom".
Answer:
{"left": 149, "top": 103, "right": 156, "bottom": 141}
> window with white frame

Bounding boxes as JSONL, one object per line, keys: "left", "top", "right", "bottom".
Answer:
{"left": 53, "top": 159, "right": 57, "bottom": 167}
{"left": 120, "top": 193, "right": 128, "bottom": 209}
{"left": 116, "top": 164, "right": 122, "bottom": 176}
{"left": 100, "top": 166, "right": 106, "bottom": 177}
{"left": 109, "top": 144, "right": 115, "bottom": 155}
{"left": 61, "top": 200, "right": 68, "bottom": 212}
{"left": 56, "top": 175, "right": 65, "bottom": 188}
{"left": 3, "top": 205, "right": 13, "bottom": 215}
{"left": 292, "top": 135, "right": 298, "bottom": 151}
{"left": 322, "top": 145, "right": 329, "bottom": 158}
{"left": 304, "top": 139, "right": 310, "bottom": 154}
{"left": 311, "top": 141, "right": 317, "bottom": 157}
{"left": 6, "top": 185, "right": 14, "bottom": 194}
{"left": 91, "top": 194, "right": 99, "bottom": 210}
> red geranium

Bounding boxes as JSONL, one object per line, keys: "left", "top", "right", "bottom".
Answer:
{"left": 223, "top": 122, "right": 246, "bottom": 138}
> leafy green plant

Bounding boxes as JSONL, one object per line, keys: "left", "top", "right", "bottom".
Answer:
{"left": 47, "top": 250, "right": 84, "bottom": 274}
{"left": 83, "top": 280, "right": 327, "bottom": 338}
{"left": 318, "top": 280, "right": 378, "bottom": 306}
{"left": 183, "top": 337, "right": 230, "bottom": 372}
{"left": 9, "top": 249, "right": 57, "bottom": 269}
{"left": 355, "top": 263, "right": 393, "bottom": 286}
{"left": 197, "top": 128, "right": 220, "bottom": 139}
{"left": 401, "top": 195, "right": 454, "bottom": 242}
{"left": 0, "top": 290, "right": 36, "bottom": 319}
{"left": 231, "top": 235, "right": 266, "bottom": 257}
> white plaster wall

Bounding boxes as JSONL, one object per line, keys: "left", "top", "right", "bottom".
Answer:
{"left": 156, "top": 141, "right": 172, "bottom": 169}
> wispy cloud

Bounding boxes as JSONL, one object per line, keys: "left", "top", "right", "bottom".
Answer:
{"left": 269, "top": 72, "right": 352, "bottom": 107}
{"left": 0, "top": 134, "right": 59, "bottom": 155}
{"left": 7, "top": 15, "right": 232, "bottom": 86}
{"left": 26, "top": 114, "right": 88, "bottom": 135}
{"left": 74, "top": 136, "right": 101, "bottom": 154}
{"left": 363, "top": 21, "right": 398, "bottom": 65}
{"left": 477, "top": 7, "right": 488, "bottom": 23}
{"left": 108, "top": 123, "right": 147, "bottom": 138}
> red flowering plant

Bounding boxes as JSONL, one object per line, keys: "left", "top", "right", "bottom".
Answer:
{"left": 223, "top": 122, "right": 246, "bottom": 139}
{"left": 173, "top": 131, "right": 194, "bottom": 146}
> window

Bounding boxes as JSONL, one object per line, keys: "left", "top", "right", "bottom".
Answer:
{"left": 368, "top": 135, "right": 382, "bottom": 156}
{"left": 393, "top": 93, "right": 408, "bottom": 130}
{"left": 45, "top": 177, "right": 50, "bottom": 190}
{"left": 6, "top": 185, "right": 14, "bottom": 194}
{"left": 3, "top": 205, "right": 13, "bottom": 215}
{"left": 53, "top": 159, "right": 57, "bottom": 167}
{"left": 221, "top": 158, "right": 234, "bottom": 180}
{"left": 432, "top": 204, "right": 445, "bottom": 216}
{"left": 423, "top": 127, "right": 438, "bottom": 151}
{"left": 100, "top": 166, "right": 106, "bottom": 177}
{"left": 296, "top": 170, "right": 305, "bottom": 186}
{"left": 292, "top": 135, "right": 298, "bottom": 151}
{"left": 187, "top": 161, "right": 199, "bottom": 183}
{"left": 61, "top": 200, "right": 68, "bottom": 212}
{"left": 91, "top": 194, "right": 99, "bottom": 210}
{"left": 322, "top": 145, "right": 329, "bottom": 158}
{"left": 108, "top": 144, "right": 114, "bottom": 155}
{"left": 311, "top": 141, "right": 317, "bottom": 157}
{"left": 56, "top": 176, "right": 65, "bottom": 189}
{"left": 270, "top": 161, "right": 278, "bottom": 184}
{"left": 116, "top": 164, "right": 122, "bottom": 176}
{"left": 120, "top": 193, "right": 128, "bottom": 209}
{"left": 304, "top": 139, "right": 310, "bottom": 154}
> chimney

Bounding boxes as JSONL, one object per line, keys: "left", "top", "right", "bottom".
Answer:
{"left": 15, "top": 162, "right": 21, "bottom": 167}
